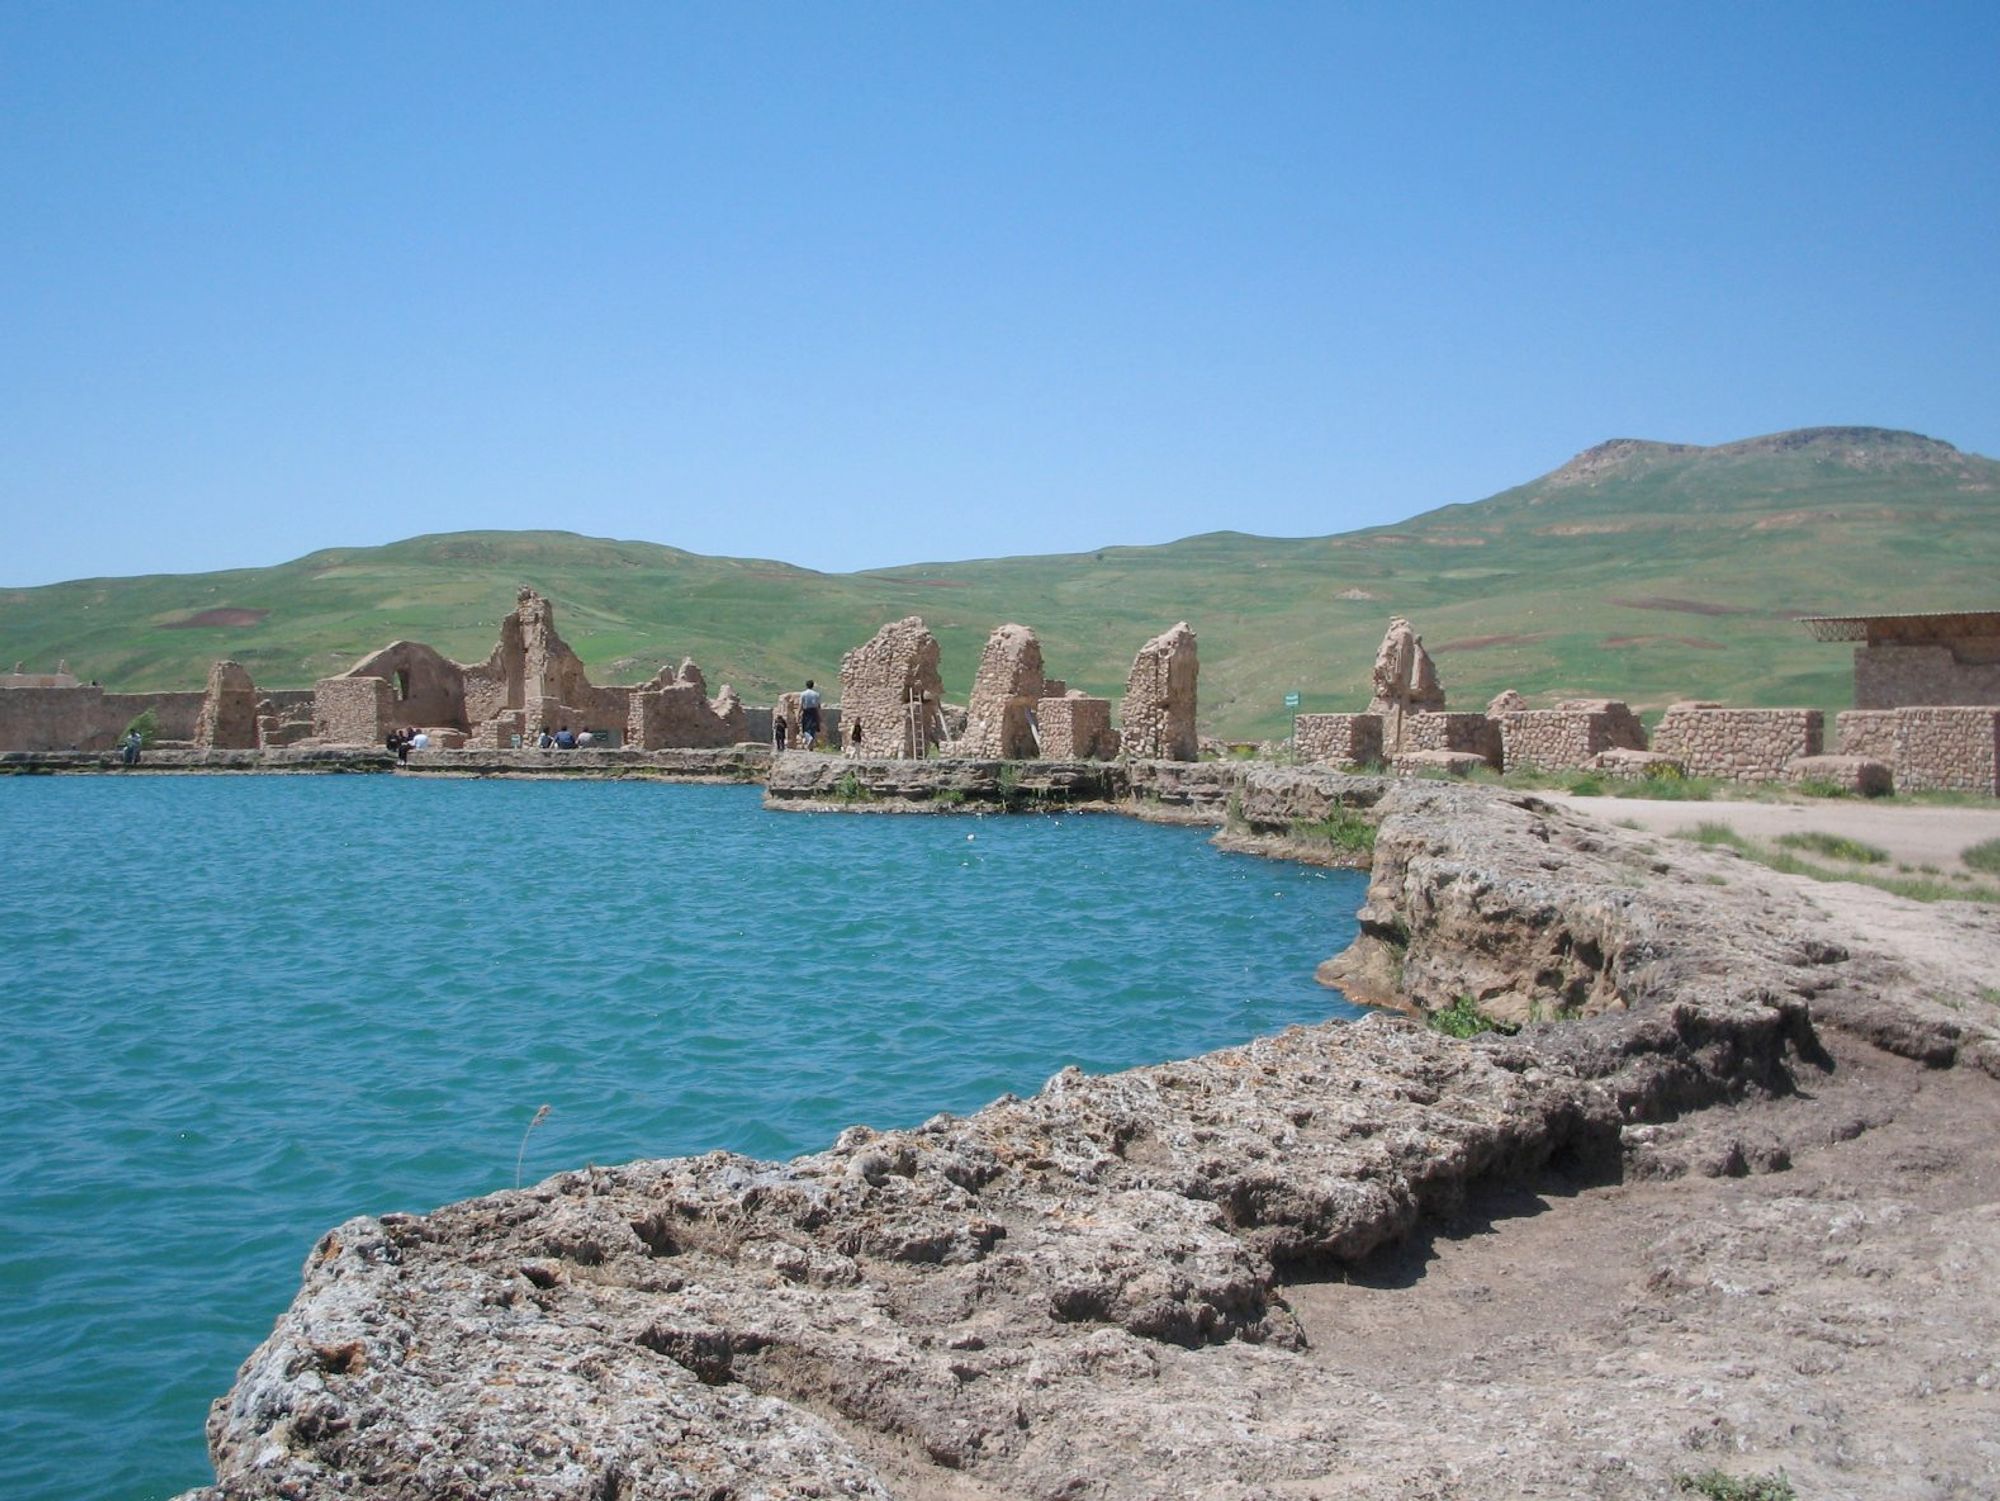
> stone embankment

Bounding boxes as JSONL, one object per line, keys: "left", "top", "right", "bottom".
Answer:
{"left": 0, "top": 747, "right": 398, "bottom": 774}
{"left": 0, "top": 746, "right": 770, "bottom": 780}
{"left": 762, "top": 752, "right": 1239, "bottom": 821}
{"left": 177, "top": 781, "right": 2000, "bottom": 1500}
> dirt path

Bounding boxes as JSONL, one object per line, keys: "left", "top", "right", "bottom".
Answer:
{"left": 1543, "top": 792, "right": 2000, "bottom": 877}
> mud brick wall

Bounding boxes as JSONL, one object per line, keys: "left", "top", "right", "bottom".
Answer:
{"left": 1036, "top": 696, "right": 1116, "bottom": 760}
{"left": 1651, "top": 706, "right": 1823, "bottom": 782}
{"left": 1405, "top": 711, "right": 1501, "bottom": 767}
{"left": 1498, "top": 703, "right": 1646, "bottom": 773}
{"left": 1893, "top": 707, "right": 2000, "bottom": 795}
{"left": 1854, "top": 640, "right": 2000, "bottom": 709}
{"left": 1837, "top": 710, "right": 1899, "bottom": 760}
{"left": 313, "top": 676, "right": 394, "bottom": 745}
{"left": 1293, "top": 713, "right": 1383, "bottom": 768}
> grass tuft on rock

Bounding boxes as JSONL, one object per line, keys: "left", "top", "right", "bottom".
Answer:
{"left": 1426, "top": 995, "right": 1520, "bottom": 1039}
{"left": 1675, "top": 1469, "right": 1796, "bottom": 1501}
{"left": 1964, "top": 837, "right": 2000, "bottom": 876}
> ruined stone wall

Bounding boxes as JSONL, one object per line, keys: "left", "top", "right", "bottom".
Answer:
{"left": 1499, "top": 702, "right": 1647, "bottom": 772}
{"left": 1035, "top": 696, "right": 1116, "bottom": 760}
{"left": 1293, "top": 713, "right": 1384, "bottom": 768}
{"left": 0, "top": 686, "right": 210, "bottom": 751}
{"left": 628, "top": 684, "right": 735, "bottom": 750}
{"left": 840, "top": 617, "right": 945, "bottom": 759}
{"left": 1837, "top": 710, "right": 1900, "bottom": 760}
{"left": 1893, "top": 707, "right": 2000, "bottom": 795}
{"left": 338, "top": 642, "right": 469, "bottom": 730}
{"left": 1404, "top": 711, "right": 1501, "bottom": 767}
{"left": 1651, "top": 705, "right": 1823, "bottom": 782}
{"left": 956, "top": 625, "right": 1045, "bottom": 759}
{"left": 1121, "top": 622, "right": 1198, "bottom": 762}
{"left": 194, "top": 661, "right": 261, "bottom": 750}
{"left": 1854, "top": 639, "right": 2000, "bottom": 710}
{"left": 313, "top": 676, "right": 394, "bottom": 746}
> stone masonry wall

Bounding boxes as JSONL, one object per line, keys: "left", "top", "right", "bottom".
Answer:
{"left": 1837, "top": 710, "right": 1900, "bottom": 761}
{"left": 1404, "top": 711, "right": 1501, "bottom": 767}
{"left": 1121, "top": 622, "right": 1198, "bottom": 762}
{"left": 194, "top": 661, "right": 261, "bottom": 750}
{"left": 1854, "top": 640, "right": 2000, "bottom": 710}
{"left": 957, "top": 625, "right": 1045, "bottom": 759}
{"left": 1035, "top": 695, "right": 1116, "bottom": 760}
{"left": 0, "top": 686, "right": 208, "bottom": 752}
{"left": 1893, "top": 707, "right": 2000, "bottom": 795}
{"left": 313, "top": 676, "right": 394, "bottom": 746}
{"left": 1293, "top": 713, "right": 1384, "bottom": 768}
{"left": 840, "top": 617, "right": 945, "bottom": 758}
{"left": 1499, "top": 702, "right": 1647, "bottom": 773}
{"left": 1651, "top": 704, "right": 1823, "bottom": 783}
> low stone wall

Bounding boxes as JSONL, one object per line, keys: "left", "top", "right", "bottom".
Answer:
{"left": 404, "top": 746, "right": 770, "bottom": 781}
{"left": 0, "top": 685, "right": 208, "bottom": 752}
{"left": 1786, "top": 755, "right": 1893, "bottom": 797}
{"left": 0, "top": 747, "right": 397, "bottom": 774}
{"left": 1293, "top": 712, "right": 1383, "bottom": 768}
{"left": 1837, "top": 710, "right": 1899, "bottom": 760}
{"left": 1036, "top": 696, "right": 1117, "bottom": 760}
{"left": 1498, "top": 701, "right": 1646, "bottom": 773}
{"left": 764, "top": 753, "right": 1122, "bottom": 809}
{"left": 1893, "top": 707, "right": 2000, "bottom": 795}
{"left": 1650, "top": 705, "right": 1823, "bottom": 783}
{"left": 1404, "top": 711, "right": 1501, "bottom": 766}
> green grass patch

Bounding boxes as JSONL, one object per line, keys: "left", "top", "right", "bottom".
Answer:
{"left": 1963, "top": 837, "right": 2000, "bottom": 876}
{"left": 1288, "top": 806, "right": 1377, "bottom": 855}
{"left": 1684, "top": 823, "right": 2000, "bottom": 903}
{"left": 829, "top": 770, "right": 875, "bottom": 804}
{"left": 1773, "top": 830, "right": 1888, "bottom": 864}
{"left": 1426, "top": 995, "right": 1520, "bottom": 1040}
{"left": 1675, "top": 1470, "right": 1796, "bottom": 1501}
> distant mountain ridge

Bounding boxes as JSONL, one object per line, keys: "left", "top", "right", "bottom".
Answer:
{"left": 4, "top": 427, "right": 1995, "bottom": 737}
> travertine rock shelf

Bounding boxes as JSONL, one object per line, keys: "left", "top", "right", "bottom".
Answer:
{"left": 174, "top": 780, "right": 2000, "bottom": 1501}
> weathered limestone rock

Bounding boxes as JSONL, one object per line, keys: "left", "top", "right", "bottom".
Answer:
{"left": 1486, "top": 688, "right": 1527, "bottom": 715}
{"left": 955, "top": 624, "right": 1045, "bottom": 758}
{"left": 840, "top": 618, "right": 945, "bottom": 759}
{"left": 1121, "top": 622, "right": 1198, "bottom": 761}
{"left": 193, "top": 660, "right": 260, "bottom": 749}
{"left": 1365, "top": 618, "right": 1445, "bottom": 755}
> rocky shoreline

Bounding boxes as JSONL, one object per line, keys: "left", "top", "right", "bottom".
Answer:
{"left": 171, "top": 779, "right": 2000, "bottom": 1499}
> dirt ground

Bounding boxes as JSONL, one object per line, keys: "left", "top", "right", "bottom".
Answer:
{"left": 1543, "top": 793, "right": 2000, "bottom": 878}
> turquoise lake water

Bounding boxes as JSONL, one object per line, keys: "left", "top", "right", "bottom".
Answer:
{"left": 0, "top": 776, "right": 1366, "bottom": 1501}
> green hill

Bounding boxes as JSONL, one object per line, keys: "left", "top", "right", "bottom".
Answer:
{"left": 4, "top": 426, "right": 1994, "bottom": 738}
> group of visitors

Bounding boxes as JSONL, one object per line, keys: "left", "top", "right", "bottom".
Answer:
{"left": 535, "top": 725, "right": 592, "bottom": 750}
{"left": 775, "top": 680, "right": 823, "bottom": 752}
{"left": 384, "top": 726, "right": 430, "bottom": 763}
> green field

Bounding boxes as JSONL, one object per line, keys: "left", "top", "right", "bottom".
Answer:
{"left": 5, "top": 426, "right": 1994, "bottom": 739}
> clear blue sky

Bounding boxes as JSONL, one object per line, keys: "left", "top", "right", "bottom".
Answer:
{"left": 3, "top": 2, "right": 1995, "bottom": 587}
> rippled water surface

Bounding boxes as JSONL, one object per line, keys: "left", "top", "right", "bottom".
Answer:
{"left": 0, "top": 776, "right": 1365, "bottom": 1501}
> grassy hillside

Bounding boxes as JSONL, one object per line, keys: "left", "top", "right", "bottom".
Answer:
{"left": 4, "top": 426, "right": 1994, "bottom": 739}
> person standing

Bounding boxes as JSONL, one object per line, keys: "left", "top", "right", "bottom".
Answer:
{"left": 799, "top": 680, "right": 822, "bottom": 749}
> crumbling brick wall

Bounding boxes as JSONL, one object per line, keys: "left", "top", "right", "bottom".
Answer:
{"left": 1651, "top": 704, "right": 1823, "bottom": 782}
{"left": 1499, "top": 701, "right": 1647, "bottom": 772}
{"left": 1036, "top": 695, "right": 1116, "bottom": 760}
{"left": 1293, "top": 713, "right": 1384, "bottom": 768}
{"left": 1892, "top": 707, "right": 2000, "bottom": 795}
{"left": 840, "top": 617, "right": 945, "bottom": 758}
{"left": 1121, "top": 622, "right": 1198, "bottom": 762}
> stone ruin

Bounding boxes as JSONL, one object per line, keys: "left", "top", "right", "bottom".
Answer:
{"left": 1121, "top": 622, "right": 1198, "bottom": 762}
{"left": 1366, "top": 617, "right": 1446, "bottom": 756}
{"left": 193, "top": 661, "right": 260, "bottom": 749}
{"left": 945, "top": 623, "right": 1119, "bottom": 762}
{"left": 839, "top": 617, "right": 947, "bottom": 758}
{"left": 309, "top": 588, "right": 748, "bottom": 750}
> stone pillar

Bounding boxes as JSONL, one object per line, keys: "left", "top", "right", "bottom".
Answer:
{"left": 1121, "top": 622, "right": 1198, "bottom": 761}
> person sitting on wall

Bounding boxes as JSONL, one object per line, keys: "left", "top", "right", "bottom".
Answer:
{"left": 799, "top": 680, "right": 822, "bottom": 749}
{"left": 538, "top": 725, "right": 554, "bottom": 749}
{"left": 396, "top": 728, "right": 414, "bottom": 764}
{"left": 576, "top": 729, "right": 593, "bottom": 748}
{"left": 120, "top": 729, "right": 142, "bottom": 766}
{"left": 409, "top": 729, "right": 430, "bottom": 752}
{"left": 555, "top": 724, "right": 577, "bottom": 750}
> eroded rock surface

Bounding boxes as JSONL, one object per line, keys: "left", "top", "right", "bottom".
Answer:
{"left": 179, "top": 782, "right": 2000, "bottom": 1500}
